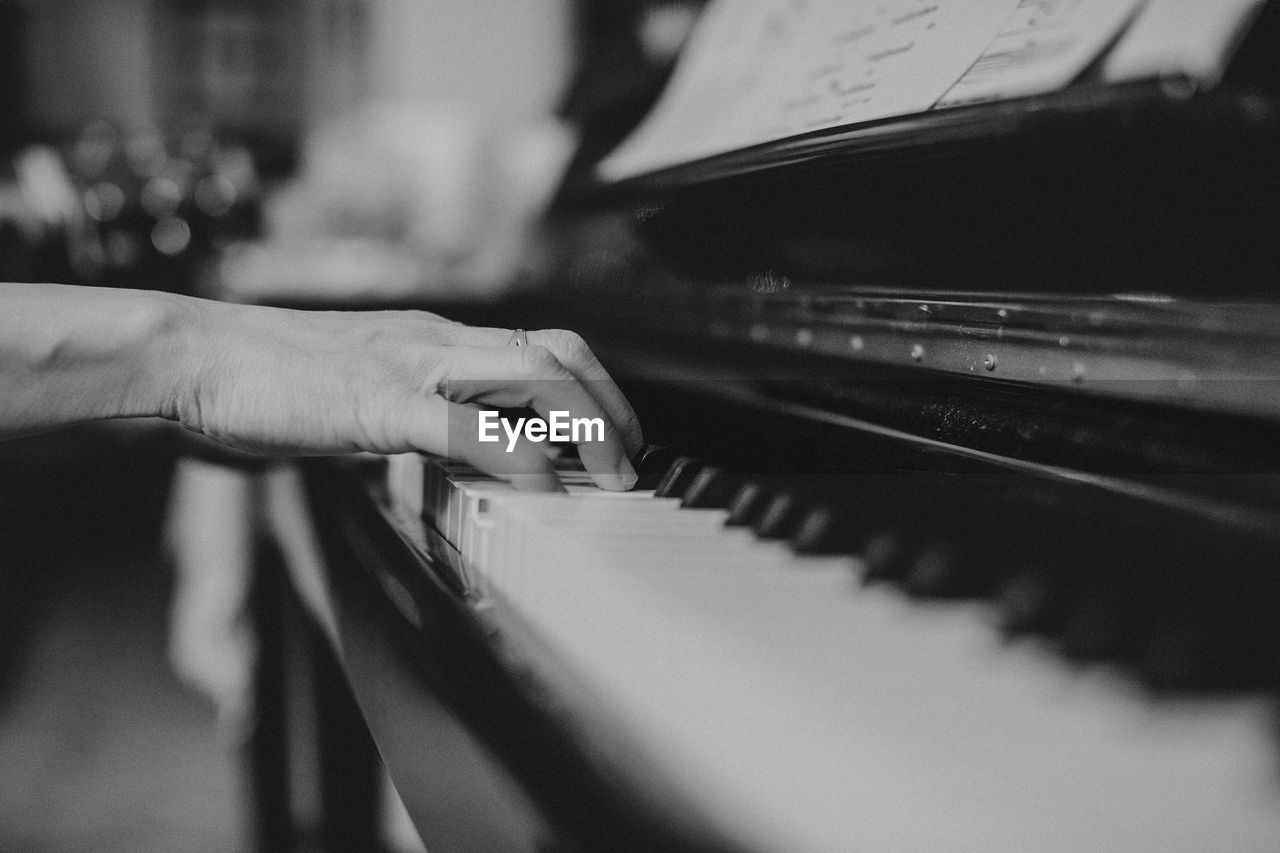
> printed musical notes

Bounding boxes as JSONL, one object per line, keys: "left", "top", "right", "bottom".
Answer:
{"left": 597, "top": 0, "right": 1265, "bottom": 182}
{"left": 598, "top": 0, "right": 1018, "bottom": 181}
{"left": 937, "top": 0, "right": 1145, "bottom": 106}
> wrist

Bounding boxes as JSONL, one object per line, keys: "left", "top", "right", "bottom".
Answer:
{"left": 140, "top": 291, "right": 226, "bottom": 427}
{"left": 97, "top": 289, "right": 192, "bottom": 422}
{"left": 0, "top": 283, "right": 229, "bottom": 438}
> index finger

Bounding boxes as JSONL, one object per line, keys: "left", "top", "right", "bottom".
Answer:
{"left": 424, "top": 324, "right": 644, "bottom": 457}
{"left": 438, "top": 345, "right": 637, "bottom": 491}
{"left": 403, "top": 395, "right": 566, "bottom": 493}
{"left": 527, "top": 328, "right": 644, "bottom": 457}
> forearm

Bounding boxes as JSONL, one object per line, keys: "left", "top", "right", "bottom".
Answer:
{"left": 0, "top": 282, "right": 642, "bottom": 488}
{"left": 0, "top": 283, "right": 197, "bottom": 438}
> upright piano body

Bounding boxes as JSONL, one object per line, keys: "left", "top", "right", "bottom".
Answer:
{"left": 254, "top": 3, "right": 1280, "bottom": 850}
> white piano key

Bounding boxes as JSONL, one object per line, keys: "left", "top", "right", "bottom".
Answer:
{"left": 411, "top": 457, "right": 1280, "bottom": 852}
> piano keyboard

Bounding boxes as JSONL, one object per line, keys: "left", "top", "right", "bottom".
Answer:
{"left": 388, "top": 452, "right": 1280, "bottom": 852}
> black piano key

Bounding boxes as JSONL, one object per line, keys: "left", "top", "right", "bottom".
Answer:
{"left": 1137, "top": 614, "right": 1251, "bottom": 692}
{"left": 996, "top": 521, "right": 1152, "bottom": 648}
{"left": 1056, "top": 550, "right": 1158, "bottom": 662}
{"left": 680, "top": 466, "right": 741, "bottom": 509}
{"left": 791, "top": 505, "right": 869, "bottom": 554}
{"left": 997, "top": 568, "right": 1065, "bottom": 636}
{"left": 1061, "top": 594, "right": 1133, "bottom": 661}
{"left": 861, "top": 532, "right": 909, "bottom": 582}
{"left": 725, "top": 480, "right": 772, "bottom": 527}
{"left": 904, "top": 479, "right": 1133, "bottom": 603}
{"left": 813, "top": 475, "right": 980, "bottom": 581}
{"left": 1137, "top": 545, "right": 1280, "bottom": 691}
{"left": 789, "top": 503, "right": 913, "bottom": 582}
{"left": 631, "top": 444, "right": 683, "bottom": 490}
{"left": 727, "top": 475, "right": 842, "bottom": 529}
{"left": 904, "top": 546, "right": 1019, "bottom": 598}
{"left": 653, "top": 456, "right": 704, "bottom": 499}
{"left": 753, "top": 492, "right": 809, "bottom": 539}
{"left": 1144, "top": 629, "right": 1280, "bottom": 692}
{"left": 787, "top": 475, "right": 974, "bottom": 574}
{"left": 901, "top": 544, "right": 963, "bottom": 597}
{"left": 791, "top": 498, "right": 912, "bottom": 568}
{"left": 715, "top": 464, "right": 1280, "bottom": 693}
{"left": 901, "top": 511, "right": 1059, "bottom": 599}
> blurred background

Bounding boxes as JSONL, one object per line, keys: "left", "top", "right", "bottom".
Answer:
{"left": 0, "top": 0, "right": 583, "bottom": 297}
{"left": 0, "top": 0, "right": 702, "bottom": 849}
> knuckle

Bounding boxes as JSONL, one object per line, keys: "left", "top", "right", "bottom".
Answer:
{"left": 513, "top": 344, "right": 561, "bottom": 377}
{"left": 541, "top": 329, "right": 592, "bottom": 363}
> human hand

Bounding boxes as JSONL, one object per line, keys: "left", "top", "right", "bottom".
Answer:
{"left": 172, "top": 299, "right": 643, "bottom": 491}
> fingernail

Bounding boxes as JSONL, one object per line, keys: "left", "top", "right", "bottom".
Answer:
{"left": 508, "top": 472, "right": 566, "bottom": 493}
{"left": 616, "top": 456, "right": 638, "bottom": 491}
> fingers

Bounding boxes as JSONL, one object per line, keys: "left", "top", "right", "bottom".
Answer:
{"left": 436, "top": 345, "right": 638, "bottom": 491}
{"left": 421, "top": 323, "right": 644, "bottom": 457}
{"left": 405, "top": 395, "right": 564, "bottom": 493}
{"left": 528, "top": 328, "right": 644, "bottom": 457}
{"left": 362, "top": 315, "right": 642, "bottom": 490}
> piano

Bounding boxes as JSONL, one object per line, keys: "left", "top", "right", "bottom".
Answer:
{"left": 253, "top": 2, "right": 1280, "bottom": 850}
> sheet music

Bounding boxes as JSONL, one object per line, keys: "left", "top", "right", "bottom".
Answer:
{"left": 1102, "top": 0, "right": 1264, "bottom": 84}
{"left": 598, "top": 0, "right": 1020, "bottom": 181}
{"left": 597, "top": 0, "right": 1264, "bottom": 183}
{"left": 936, "top": 0, "right": 1146, "bottom": 107}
